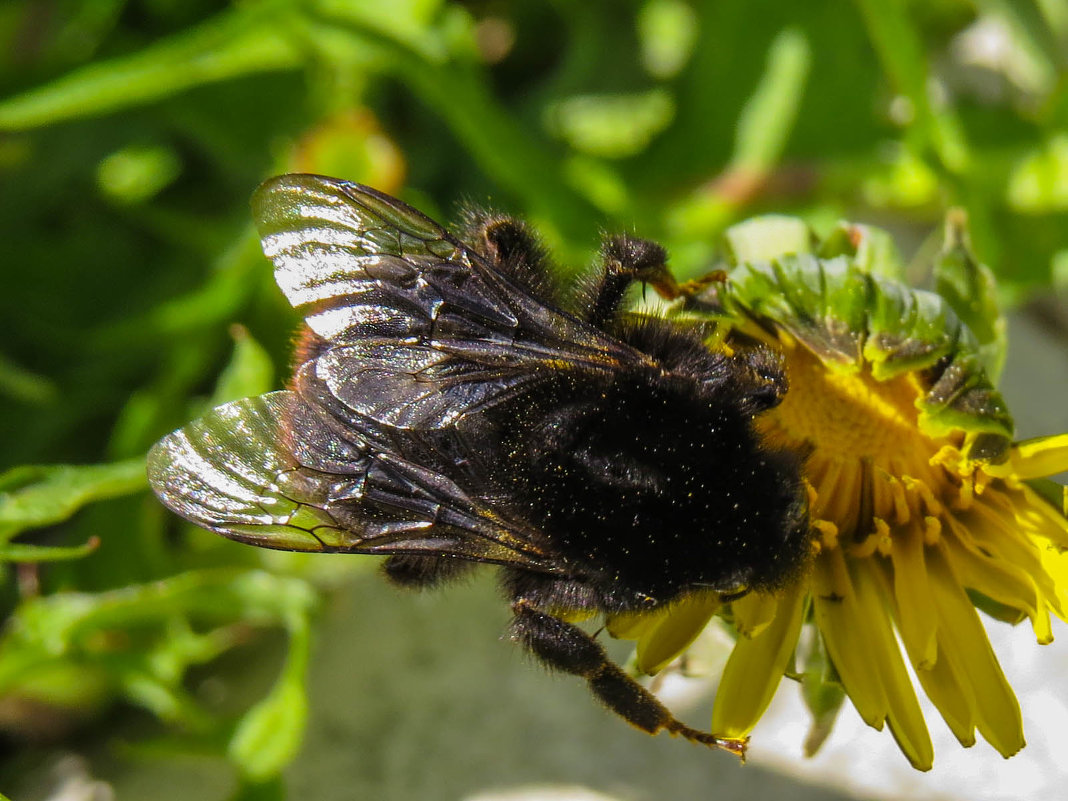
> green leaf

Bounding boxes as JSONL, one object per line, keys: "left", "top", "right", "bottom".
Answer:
{"left": 853, "top": 0, "right": 970, "bottom": 173}
{"left": 0, "top": 538, "right": 100, "bottom": 563}
{"left": 229, "top": 776, "right": 287, "bottom": 801}
{"left": 0, "top": 569, "right": 317, "bottom": 729}
{"left": 314, "top": 0, "right": 450, "bottom": 62}
{"left": 853, "top": 0, "right": 929, "bottom": 125}
{"left": 0, "top": 459, "right": 147, "bottom": 541}
{"left": 732, "top": 27, "right": 811, "bottom": 173}
{"left": 668, "top": 27, "right": 811, "bottom": 237}
{"left": 306, "top": 7, "right": 600, "bottom": 251}
{"left": 546, "top": 89, "right": 676, "bottom": 159}
{"left": 0, "top": 7, "right": 301, "bottom": 130}
{"left": 2, "top": 570, "right": 317, "bottom": 657}
{"left": 97, "top": 144, "right": 182, "bottom": 205}
{"left": 637, "top": 0, "right": 699, "bottom": 79}
{"left": 211, "top": 326, "right": 277, "bottom": 407}
{"left": 229, "top": 619, "right": 311, "bottom": 781}
{"left": 974, "top": 0, "right": 1061, "bottom": 95}
{"left": 0, "top": 352, "right": 58, "bottom": 404}
{"left": 1007, "top": 134, "right": 1068, "bottom": 213}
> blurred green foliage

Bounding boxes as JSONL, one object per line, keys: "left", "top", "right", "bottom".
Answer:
{"left": 1, "top": 0, "right": 1067, "bottom": 797}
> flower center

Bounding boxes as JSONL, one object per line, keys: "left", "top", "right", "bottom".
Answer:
{"left": 760, "top": 341, "right": 927, "bottom": 460}
{"left": 755, "top": 339, "right": 956, "bottom": 556}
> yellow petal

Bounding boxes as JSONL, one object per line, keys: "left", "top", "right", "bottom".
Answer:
{"left": 1000, "top": 433, "right": 1068, "bottom": 479}
{"left": 889, "top": 538, "right": 979, "bottom": 748}
{"left": 1038, "top": 544, "right": 1068, "bottom": 616}
{"left": 711, "top": 581, "right": 806, "bottom": 739}
{"left": 731, "top": 591, "right": 778, "bottom": 638}
{"left": 606, "top": 610, "right": 659, "bottom": 641}
{"left": 912, "top": 644, "right": 978, "bottom": 748}
{"left": 889, "top": 520, "right": 939, "bottom": 667}
{"left": 965, "top": 499, "right": 1062, "bottom": 613}
{"left": 855, "top": 562, "right": 933, "bottom": 771}
{"left": 811, "top": 550, "right": 888, "bottom": 728}
{"left": 927, "top": 544, "right": 1025, "bottom": 757}
{"left": 941, "top": 515, "right": 1051, "bottom": 643}
{"left": 1018, "top": 482, "right": 1068, "bottom": 548}
{"left": 635, "top": 593, "right": 721, "bottom": 675}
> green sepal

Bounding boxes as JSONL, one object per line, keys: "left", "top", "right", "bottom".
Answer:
{"left": 798, "top": 626, "right": 846, "bottom": 757}
{"left": 819, "top": 221, "right": 906, "bottom": 282}
{"left": 863, "top": 282, "right": 953, "bottom": 378}
{"left": 933, "top": 210, "right": 1007, "bottom": 384}
{"left": 725, "top": 255, "right": 869, "bottom": 368}
{"left": 716, "top": 222, "right": 1015, "bottom": 461}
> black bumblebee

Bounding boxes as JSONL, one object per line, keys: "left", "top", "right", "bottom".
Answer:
{"left": 148, "top": 174, "right": 811, "bottom": 755}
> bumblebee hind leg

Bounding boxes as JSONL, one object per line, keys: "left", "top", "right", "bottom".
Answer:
{"left": 509, "top": 600, "right": 747, "bottom": 758}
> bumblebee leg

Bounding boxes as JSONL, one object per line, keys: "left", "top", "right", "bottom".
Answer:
{"left": 509, "top": 601, "right": 747, "bottom": 758}
{"left": 467, "top": 213, "right": 558, "bottom": 302}
{"left": 584, "top": 235, "right": 679, "bottom": 328}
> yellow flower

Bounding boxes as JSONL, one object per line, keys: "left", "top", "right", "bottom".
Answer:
{"left": 610, "top": 215, "right": 1068, "bottom": 770}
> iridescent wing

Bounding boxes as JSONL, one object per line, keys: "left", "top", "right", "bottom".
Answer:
{"left": 148, "top": 391, "right": 561, "bottom": 570}
{"left": 253, "top": 173, "right": 644, "bottom": 374}
{"left": 149, "top": 174, "right": 643, "bottom": 571}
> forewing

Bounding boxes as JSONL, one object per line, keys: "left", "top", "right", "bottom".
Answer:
{"left": 252, "top": 173, "right": 641, "bottom": 362}
{"left": 253, "top": 174, "right": 643, "bottom": 430}
{"left": 147, "top": 391, "right": 558, "bottom": 570}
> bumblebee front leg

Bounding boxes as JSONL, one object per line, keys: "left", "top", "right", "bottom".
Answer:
{"left": 582, "top": 235, "right": 682, "bottom": 328}
{"left": 509, "top": 601, "right": 747, "bottom": 758}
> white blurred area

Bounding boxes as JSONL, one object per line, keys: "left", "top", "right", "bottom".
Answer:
{"left": 466, "top": 787, "right": 627, "bottom": 801}
{"left": 743, "top": 622, "right": 1068, "bottom": 801}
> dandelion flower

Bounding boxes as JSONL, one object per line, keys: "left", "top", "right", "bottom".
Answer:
{"left": 611, "top": 213, "right": 1068, "bottom": 770}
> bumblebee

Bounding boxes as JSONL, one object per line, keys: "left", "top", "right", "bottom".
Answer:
{"left": 148, "top": 175, "right": 811, "bottom": 755}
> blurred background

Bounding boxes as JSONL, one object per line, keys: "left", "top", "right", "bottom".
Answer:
{"left": 1, "top": 1, "right": 1068, "bottom": 799}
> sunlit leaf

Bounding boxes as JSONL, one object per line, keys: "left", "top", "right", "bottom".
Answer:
{"left": 228, "top": 620, "right": 311, "bottom": 781}
{"left": 0, "top": 352, "right": 58, "bottom": 404}
{"left": 0, "top": 8, "right": 301, "bottom": 130}
{"left": 211, "top": 326, "right": 276, "bottom": 407}
{"left": 732, "top": 27, "right": 811, "bottom": 173}
{"left": 0, "top": 538, "right": 100, "bottom": 563}
{"left": 0, "top": 459, "right": 147, "bottom": 541}
{"left": 0, "top": 570, "right": 317, "bottom": 737}
{"left": 546, "top": 90, "right": 675, "bottom": 159}
{"left": 638, "top": 0, "right": 699, "bottom": 78}
{"left": 97, "top": 144, "right": 182, "bottom": 205}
